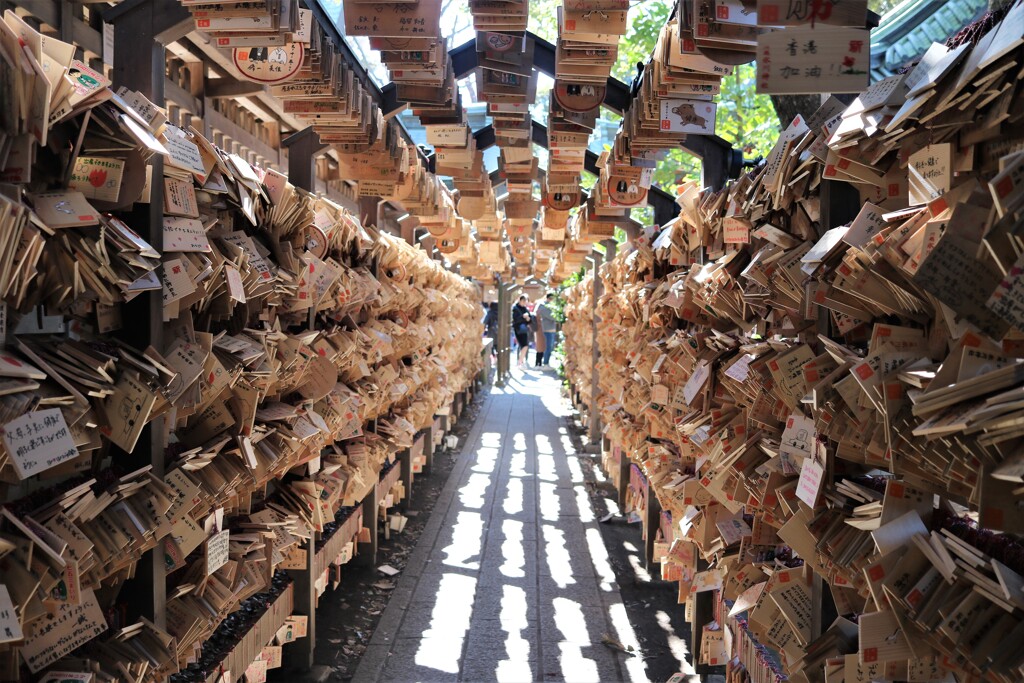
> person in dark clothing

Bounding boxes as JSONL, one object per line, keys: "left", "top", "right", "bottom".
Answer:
{"left": 483, "top": 302, "right": 499, "bottom": 344}
{"left": 511, "top": 296, "right": 532, "bottom": 368}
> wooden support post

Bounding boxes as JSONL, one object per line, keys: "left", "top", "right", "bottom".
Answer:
{"left": 495, "top": 278, "right": 510, "bottom": 386}
{"left": 644, "top": 483, "right": 662, "bottom": 569}
{"left": 356, "top": 487, "right": 379, "bottom": 567}
{"left": 59, "top": 0, "right": 74, "bottom": 44}
{"left": 103, "top": 0, "right": 190, "bottom": 632}
{"left": 617, "top": 445, "right": 629, "bottom": 512}
{"left": 399, "top": 447, "right": 413, "bottom": 509}
{"left": 692, "top": 558, "right": 715, "bottom": 675}
{"left": 587, "top": 240, "right": 616, "bottom": 448}
{"left": 587, "top": 252, "right": 602, "bottom": 446}
{"left": 423, "top": 424, "right": 434, "bottom": 472}
{"left": 283, "top": 540, "right": 317, "bottom": 671}
{"left": 284, "top": 127, "right": 328, "bottom": 192}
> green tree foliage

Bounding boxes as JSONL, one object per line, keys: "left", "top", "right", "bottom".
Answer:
{"left": 870, "top": 0, "right": 903, "bottom": 15}
{"left": 531, "top": 1, "right": 780, "bottom": 199}
{"left": 652, "top": 148, "right": 701, "bottom": 193}
{"left": 609, "top": 1, "right": 673, "bottom": 83}
{"left": 716, "top": 65, "right": 780, "bottom": 157}
{"left": 527, "top": 0, "right": 560, "bottom": 42}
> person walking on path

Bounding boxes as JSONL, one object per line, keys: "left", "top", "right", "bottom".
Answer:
{"left": 535, "top": 293, "right": 558, "bottom": 366}
{"left": 483, "top": 301, "right": 499, "bottom": 347}
{"left": 533, "top": 312, "right": 545, "bottom": 367}
{"left": 511, "top": 296, "right": 532, "bottom": 368}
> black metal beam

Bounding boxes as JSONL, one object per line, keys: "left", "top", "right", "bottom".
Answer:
{"left": 380, "top": 83, "right": 402, "bottom": 117}
{"left": 474, "top": 120, "right": 678, "bottom": 220}
{"left": 307, "top": 1, "right": 382, "bottom": 104}
{"left": 444, "top": 31, "right": 734, "bottom": 185}
{"left": 531, "top": 120, "right": 548, "bottom": 148}
{"left": 284, "top": 128, "right": 331, "bottom": 191}
{"left": 531, "top": 32, "right": 556, "bottom": 76}
{"left": 103, "top": 0, "right": 191, "bottom": 42}
{"left": 473, "top": 125, "right": 496, "bottom": 150}
{"left": 451, "top": 35, "right": 480, "bottom": 81}
{"left": 306, "top": 2, "right": 431, "bottom": 167}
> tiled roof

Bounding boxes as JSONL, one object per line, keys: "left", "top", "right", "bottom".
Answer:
{"left": 869, "top": 0, "right": 989, "bottom": 79}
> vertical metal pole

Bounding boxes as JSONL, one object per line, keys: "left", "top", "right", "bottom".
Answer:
{"left": 495, "top": 278, "right": 508, "bottom": 386}
{"left": 105, "top": 0, "right": 189, "bottom": 631}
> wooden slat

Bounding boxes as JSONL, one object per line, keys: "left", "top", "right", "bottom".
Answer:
{"left": 206, "top": 79, "right": 267, "bottom": 99}
{"left": 12, "top": 0, "right": 102, "bottom": 56}
{"left": 69, "top": 8, "right": 101, "bottom": 55}
{"left": 164, "top": 78, "right": 202, "bottom": 118}
{"left": 205, "top": 102, "right": 283, "bottom": 169}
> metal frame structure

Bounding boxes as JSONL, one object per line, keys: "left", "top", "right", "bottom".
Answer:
{"left": 371, "top": 29, "right": 745, "bottom": 225}
{"left": 446, "top": 32, "right": 742, "bottom": 188}
{"left": 305, "top": 0, "right": 433, "bottom": 168}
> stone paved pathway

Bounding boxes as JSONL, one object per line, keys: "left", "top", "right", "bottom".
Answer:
{"left": 353, "top": 367, "right": 690, "bottom": 682}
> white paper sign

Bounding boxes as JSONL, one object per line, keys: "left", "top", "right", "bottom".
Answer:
{"left": 205, "top": 529, "right": 230, "bottom": 575}
{"left": 163, "top": 217, "right": 212, "bottom": 253}
{"left": 1, "top": 408, "right": 80, "bottom": 479}
{"left": 779, "top": 413, "right": 815, "bottom": 467}
{"left": 716, "top": 511, "right": 752, "bottom": 546}
{"left": 757, "top": 27, "right": 871, "bottom": 94}
{"left": 659, "top": 99, "right": 717, "bottom": 134}
{"left": 724, "top": 354, "right": 756, "bottom": 383}
{"left": 0, "top": 585, "right": 23, "bottom": 643}
{"left": 796, "top": 457, "right": 825, "bottom": 508}
{"left": 683, "top": 361, "right": 711, "bottom": 405}
{"left": 164, "top": 128, "right": 208, "bottom": 180}
{"left": 908, "top": 144, "right": 952, "bottom": 206}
